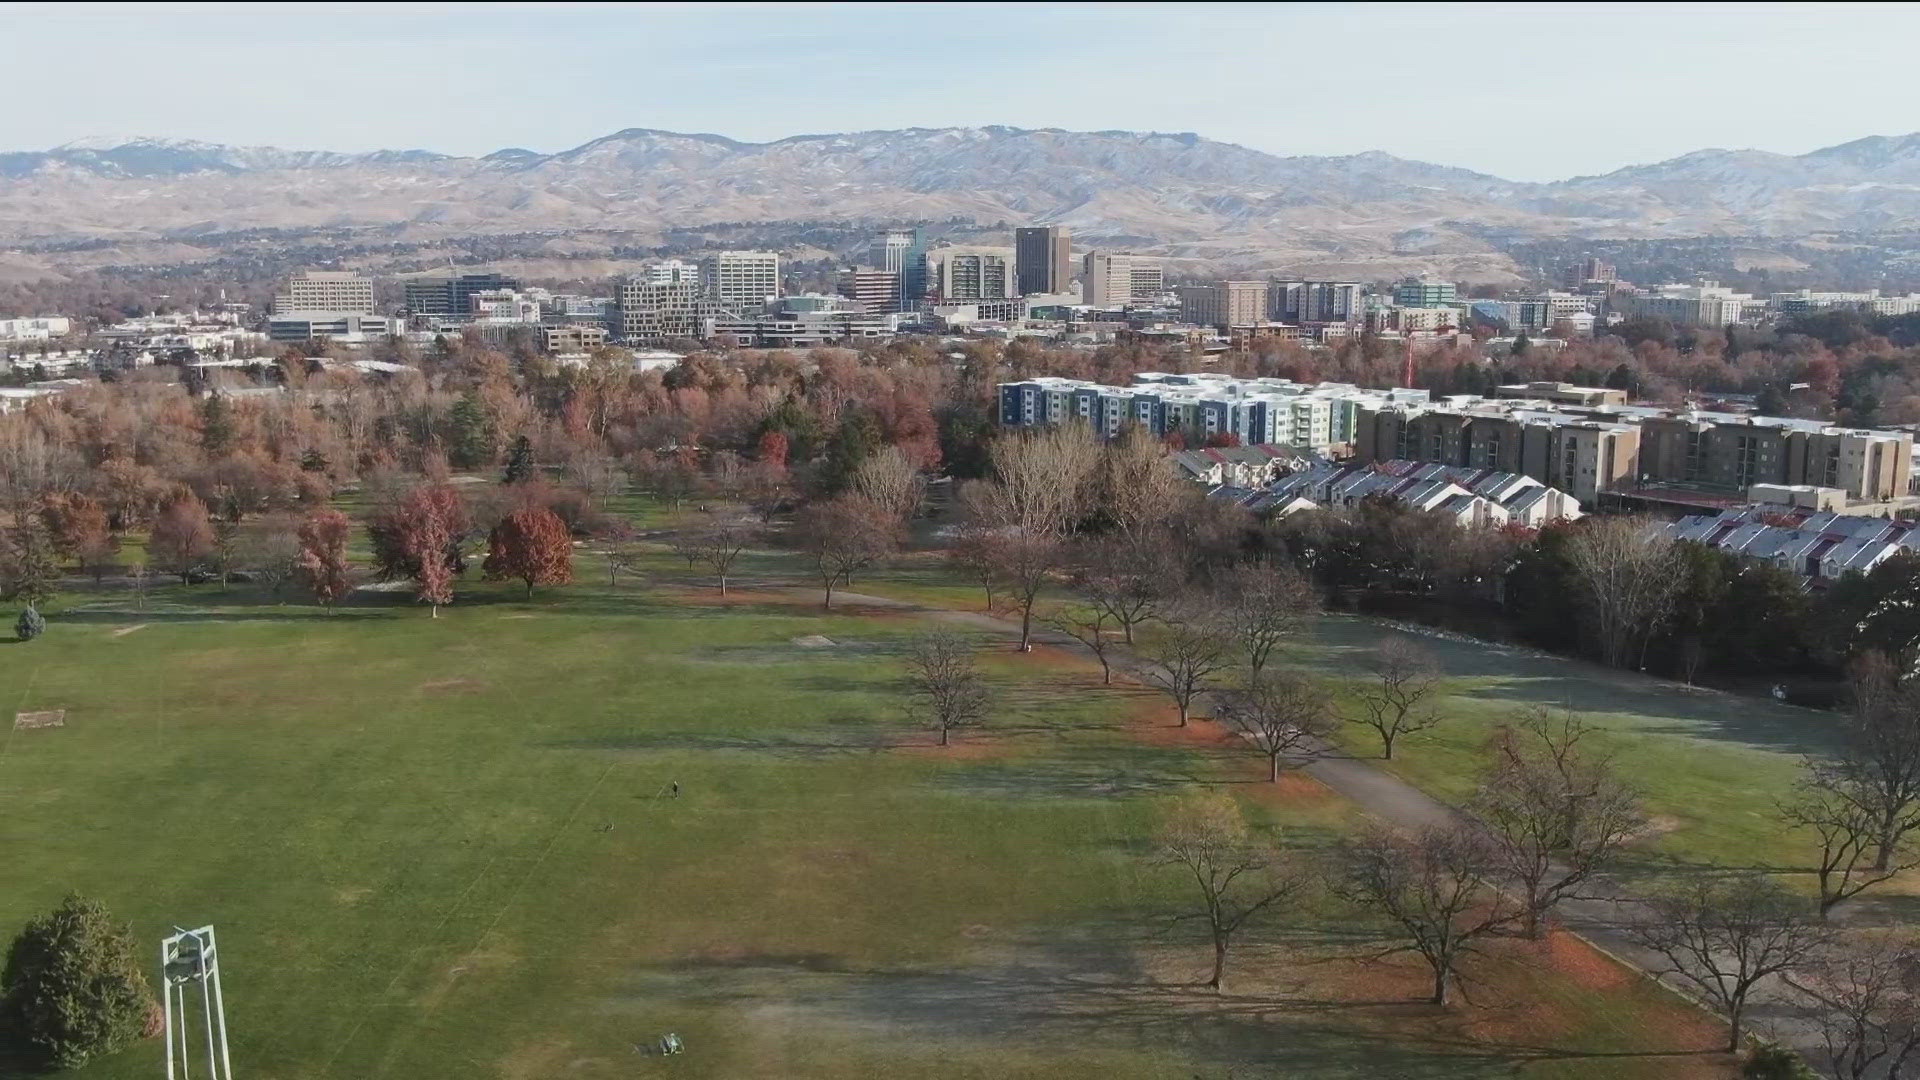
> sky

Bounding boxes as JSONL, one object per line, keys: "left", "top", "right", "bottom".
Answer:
{"left": 5, "top": 1, "right": 1920, "bottom": 182}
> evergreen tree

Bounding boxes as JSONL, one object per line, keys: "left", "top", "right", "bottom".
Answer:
{"left": 1, "top": 895, "right": 156, "bottom": 1068}
{"left": 0, "top": 516, "right": 60, "bottom": 606}
{"left": 198, "top": 393, "right": 232, "bottom": 454}
{"left": 447, "top": 392, "right": 496, "bottom": 471}
{"left": 1510, "top": 333, "right": 1532, "bottom": 357}
{"left": 502, "top": 435, "right": 536, "bottom": 485}
{"left": 818, "top": 411, "right": 881, "bottom": 496}
{"left": 15, "top": 604, "right": 45, "bottom": 642}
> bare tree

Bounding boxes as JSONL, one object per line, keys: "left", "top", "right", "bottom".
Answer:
{"left": 1215, "top": 560, "right": 1316, "bottom": 676}
{"left": 1071, "top": 532, "right": 1173, "bottom": 645}
{"left": 793, "top": 495, "right": 896, "bottom": 610}
{"left": 236, "top": 517, "right": 304, "bottom": 599}
{"left": 589, "top": 518, "right": 640, "bottom": 588}
{"left": 1350, "top": 637, "right": 1446, "bottom": 760}
{"left": 1631, "top": 874, "right": 1831, "bottom": 1053}
{"left": 1334, "top": 824, "right": 1512, "bottom": 1006}
{"left": 1096, "top": 426, "right": 1182, "bottom": 541}
{"left": 1564, "top": 515, "right": 1684, "bottom": 669}
{"left": 1823, "top": 653, "right": 1920, "bottom": 873}
{"left": 986, "top": 425, "right": 1101, "bottom": 539}
{"left": 1153, "top": 790, "right": 1306, "bottom": 993}
{"left": 1213, "top": 671, "right": 1337, "bottom": 782}
{"left": 666, "top": 529, "right": 704, "bottom": 572}
{"left": 1789, "top": 937, "right": 1920, "bottom": 1080}
{"left": 1048, "top": 602, "right": 1117, "bottom": 684}
{"left": 1472, "top": 706, "right": 1644, "bottom": 937}
{"left": 1139, "top": 607, "right": 1233, "bottom": 727}
{"left": 1782, "top": 776, "right": 1920, "bottom": 918}
{"left": 850, "top": 445, "right": 924, "bottom": 526}
{"left": 688, "top": 517, "right": 756, "bottom": 596}
{"left": 904, "top": 632, "right": 992, "bottom": 746}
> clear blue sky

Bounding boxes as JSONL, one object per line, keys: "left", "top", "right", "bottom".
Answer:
{"left": 4, "top": 1, "right": 1916, "bottom": 182}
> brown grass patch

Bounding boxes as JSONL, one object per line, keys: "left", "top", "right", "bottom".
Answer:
{"left": 13, "top": 710, "right": 65, "bottom": 731}
{"left": 1543, "top": 927, "right": 1632, "bottom": 991}
{"left": 110, "top": 624, "right": 147, "bottom": 637}
{"left": 892, "top": 734, "right": 1015, "bottom": 760}
{"left": 1239, "top": 770, "right": 1340, "bottom": 809}
{"left": 418, "top": 677, "right": 483, "bottom": 694}
{"left": 1124, "top": 699, "right": 1232, "bottom": 749}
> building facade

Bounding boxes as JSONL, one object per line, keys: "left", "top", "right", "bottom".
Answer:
{"left": 836, "top": 268, "right": 903, "bottom": 315}
{"left": 617, "top": 279, "right": 721, "bottom": 343}
{"left": 1392, "top": 279, "right": 1458, "bottom": 308}
{"left": 1014, "top": 226, "right": 1071, "bottom": 296}
{"left": 1270, "top": 281, "right": 1360, "bottom": 324}
{"left": 869, "top": 229, "right": 927, "bottom": 308}
{"left": 1082, "top": 252, "right": 1160, "bottom": 307}
{"left": 1178, "top": 281, "right": 1269, "bottom": 331}
{"left": 701, "top": 251, "right": 782, "bottom": 313}
{"left": 930, "top": 250, "right": 1013, "bottom": 301}
{"left": 273, "top": 271, "right": 375, "bottom": 316}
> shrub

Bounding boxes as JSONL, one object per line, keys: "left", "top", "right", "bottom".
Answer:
{"left": 1, "top": 895, "right": 156, "bottom": 1068}
{"left": 15, "top": 604, "right": 45, "bottom": 642}
{"left": 1742, "top": 1042, "right": 1816, "bottom": 1080}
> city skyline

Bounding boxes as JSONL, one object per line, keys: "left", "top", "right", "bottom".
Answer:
{"left": 5, "top": 2, "right": 1920, "bottom": 182}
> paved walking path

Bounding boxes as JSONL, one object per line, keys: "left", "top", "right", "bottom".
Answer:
{"left": 778, "top": 585, "right": 1824, "bottom": 1064}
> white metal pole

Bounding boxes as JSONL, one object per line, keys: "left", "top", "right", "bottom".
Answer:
{"left": 161, "top": 939, "right": 175, "bottom": 1080}
{"left": 206, "top": 928, "right": 233, "bottom": 1079}
{"left": 198, "top": 936, "right": 218, "bottom": 1080}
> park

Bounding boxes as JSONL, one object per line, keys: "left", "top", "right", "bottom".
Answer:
{"left": 0, "top": 479, "right": 1866, "bottom": 1080}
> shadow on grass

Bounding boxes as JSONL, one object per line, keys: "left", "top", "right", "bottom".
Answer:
{"left": 620, "top": 921, "right": 1719, "bottom": 1078}
{"left": 1310, "top": 616, "right": 1843, "bottom": 759}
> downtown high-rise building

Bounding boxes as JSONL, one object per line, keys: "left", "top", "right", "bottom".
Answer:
{"left": 868, "top": 228, "right": 927, "bottom": 309}
{"left": 1082, "top": 251, "right": 1161, "bottom": 307}
{"left": 700, "top": 251, "right": 782, "bottom": 313}
{"left": 1178, "top": 280, "right": 1269, "bottom": 330}
{"left": 273, "top": 270, "right": 375, "bottom": 316}
{"left": 1014, "top": 225, "right": 1071, "bottom": 296}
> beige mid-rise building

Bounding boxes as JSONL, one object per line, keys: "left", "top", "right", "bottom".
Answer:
{"left": 1178, "top": 280, "right": 1269, "bottom": 331}
{"left": 273, "top": 270, "right": 375, "bottom": 316}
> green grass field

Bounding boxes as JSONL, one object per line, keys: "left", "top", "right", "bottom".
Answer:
{"left": 0, "top": 528, "right": 1750, "bottom": 1079}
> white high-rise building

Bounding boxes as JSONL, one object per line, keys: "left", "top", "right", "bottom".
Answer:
{"left": 273, "top": 270, "right": 374, "bottom": 316}
{"left": 1083, "top": 251, "right": 1161, "bottom": 307}
{"left": 700, "top": 251, "right": 782, "bottom": 313}
{"left": 643, "top": 260, "right": 700, "bottom": 285}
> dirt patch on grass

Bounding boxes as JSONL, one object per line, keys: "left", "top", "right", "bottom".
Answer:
{"left": 892, "top": 734, "right": 1017, "bottom": 761}
{"left": 110, "top": 624, "right": 147, "bottom": 637}
{"left": 1124, "top": 701, "right": 1231, "bottom": 750}
{"left": 418, "top": 677, "right": 483, "bottom": 694}
{"left": 13, "top": 710, "right": 65, "bottom": 731}
{"left": 1239, "top": 770, "right": 1341, "bottom": 809}
{"left": 1543, "top": 927, "right": 1632, "bottom": 991}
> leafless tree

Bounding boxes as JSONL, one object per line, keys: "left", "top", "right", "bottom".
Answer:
{"left": 1564, "top": 515, "right": 1684, "bottom": 669}
{"left": 1153, "top": 790, "right": 1306, "bottom": 993}
{"left": 948, "top": 511, "right": 1000, "bottom": 611}
{"left": 1472, "top": 706, "right": 1644, "bottom": 937}
{"left": 1139, "top": 607, "right": 1233, "bottom": 727}
{"left": 1215, "top": 560, "right": 1316, "bottom": 675}
{"left": 1334, "top": 824, "right": 1512, "bottom": 1006}
{"left": 1789, "top": 937, "right": 1920, "bottom": 1080}
{"left": 1048, "top": 602, "right": 1117, "bottom": 684}
{"left": 1071, "top": 532, "right": 1175, "bottom": 646}
{"left": 1096, "top": 426, "right": 1182, "bottom": 541}
{"left": 666, "top": 529, "right": 704, "bottom": 571}
{"left": 589, "top": 518, "right": 641, "bottom": 587}
{"left": 688, "top": 517, "right": 756, "bottom": 596}
{"left": 982, "top": 528, "right": 1064, "bottom": 653}
{"left": 1631, "top": 874, "right": 1831, "bottom": 1053}
{"left": 1822, "top": 653, "right": 1920, "bottom": 874}
{"left": 236, "top": 517, "right": 304, "bottom": 599}
{"left": 793, "top": 495, "right": 897, "bottom": 610}
{"left": 985, "top": 425, "right": 1100, "bottom": 538}
{"left": 1784, "top": 777, "right": 1920, "bottom": 918}
{"left": 851, "top": 445, "right": 924, "bottom": 526}
{"left": 1214, "top": 671, "right": 1337, "bottom": 782}
{"left": 904, "top": 632, "right": 992, "bottom": 746}
{"left": 1350, "top": 637, "right": 1446, "bottom": 760}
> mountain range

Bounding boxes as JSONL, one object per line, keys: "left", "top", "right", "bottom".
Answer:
{"left": 8, "top": 126, "right": 1920, "bottom": 280}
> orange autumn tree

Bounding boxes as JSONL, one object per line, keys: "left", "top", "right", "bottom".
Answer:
{"left": 483, "top": 507, "right": 572, "bottom": 598}
{"left": 296, "top": 507, "right": 353, "bottom": 611}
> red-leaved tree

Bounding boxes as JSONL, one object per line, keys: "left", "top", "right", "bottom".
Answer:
{"left": 147, "top": 491, "right": 216, "bottom": 584}
{"left": 483, "top": 507, "right": 573, "bottom": 598}
{"left": 297, "top": 507, "right": 353, "bottom": 611}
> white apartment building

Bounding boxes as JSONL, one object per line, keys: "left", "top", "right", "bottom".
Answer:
{"left": 642, "top": 260, "right": 701, "bottom": 285}
{"left": 929, "top": 249, "right": 1014, "bottom": 301}
{"left": 1618, "top": 282, "right": 1757, "bottom": 327}
{"left": 273, "top": 270, "right": 375, "bottom": 316}
{"left": 0, "top": 317, "right": 72, "bottom": 341}
{"left": 700, "top": 251, "right": 782, "bottom": 313}
{"left": 618, "top": 279, "right": 722, "bottom": 343}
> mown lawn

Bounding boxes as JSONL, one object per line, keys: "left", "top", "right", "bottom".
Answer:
{"left": 0, "top": 548, "right": 1736, "bottom": 1079}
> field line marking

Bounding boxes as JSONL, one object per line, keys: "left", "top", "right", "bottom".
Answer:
{"left": 356, "top": 759, "right": 618, "bottom": 1080}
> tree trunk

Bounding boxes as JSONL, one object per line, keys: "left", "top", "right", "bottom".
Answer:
{"left": 1099, "top": 659, "right": 1112, "bottom": 685}
{"left": 1431, "top": 965, "right": 1450, "bottom": 1006}
{"left": 939, "top": 725, "right": 949, "bottom": 747}
{"left": 525, "top": 579, "right": 534, "bottom": 599}
{"left": 1019, "top": 604, "right": 1033, "bottom": 652}
{"left": 1381, "top": 732, "right": 1396, "bottom": 760}
{"left": 1269, "top": 754, "right": 1281, "bottom": 783}
{"left": 719, "top": 574, "right": 728, "bottom": 597}
{"left": 1122, "top": 620, "right": 1135, "bottom": 645}
{"left": 1177, "top": 700, "right": 1190, "bottom": 727}
{"left": 1725, "top": 1007, "right": 1743, "bottom": 1054}
{"left": 822, "top": 578, "right": 835, "bottom": 610}
{"left": 1209, "top": 935, "right": 1228, "bottom": 993}
{"left": 431, "top": 604, "right": 439, "bottom": 619}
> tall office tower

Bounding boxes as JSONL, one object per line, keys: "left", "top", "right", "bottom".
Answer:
{"left": 403, "top": 273, "right": 522, "bottom": 319}
{"left": 273, "top": 270, "right": 375, "bottom": 316}
{"left": 836, "top": 268, "right": 904, "bottom": 315}
{"left": 931, "top": 251, "right": 1014, "bottom": 300}
{"left": 1083, "top": 251, "right": 1161, "bottom": 307}
{"left": 700, "top": 251, "right": 782, "bottom": 312}
{"left": 869, "top": 228, "right": 927, "bottom": 308}
{"left": 1014, "top": 225, "right": 1071, "bottom": 295}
